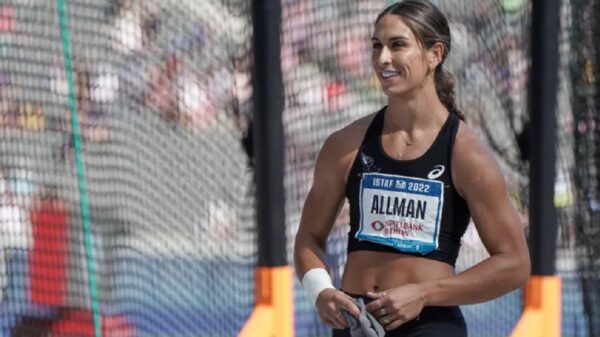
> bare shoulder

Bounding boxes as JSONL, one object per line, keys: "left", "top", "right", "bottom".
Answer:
{"left": 453, "top": 121, "right": 492, "bottom": 160}
{"left": 319, "top": 112, "right": 375, "bottom": 166}
{"left": 451, "top": 121, "right": 506, "bottom": 197}
{"left": 311, "top": 112, "right": 377, "bottom": 186}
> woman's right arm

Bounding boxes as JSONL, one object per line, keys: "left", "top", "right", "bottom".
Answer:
{"left": 294, "top": 129, "right": 362, "bottom": 329}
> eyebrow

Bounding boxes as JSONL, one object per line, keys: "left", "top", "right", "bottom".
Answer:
{"left": 371, "top": 36, "right": 410, "bottom": 42}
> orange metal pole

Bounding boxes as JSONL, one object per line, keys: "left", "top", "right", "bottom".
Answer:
{"left": 238, "top": 266, "right": 294, "bottom": 337}
{"left": 510, "top": 276, "right": 561, "bottom": 337}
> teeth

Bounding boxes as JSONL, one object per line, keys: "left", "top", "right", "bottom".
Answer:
{"left": 381, "top": 70, "right": 400, "bottom": 78}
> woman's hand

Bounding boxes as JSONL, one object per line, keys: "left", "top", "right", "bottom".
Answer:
{"left": 315, "top": 288, "right": 361, "bottom": 330}
{"left": 365, "top": 284, "right": 425, "bottom": 330}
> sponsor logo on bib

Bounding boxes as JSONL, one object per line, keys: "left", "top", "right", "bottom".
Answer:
{"left": 371, "top": 220, "right": 385, "bottom": 231}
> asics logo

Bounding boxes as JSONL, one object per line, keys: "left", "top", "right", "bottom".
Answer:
{"left": 427, "top": 165, "right": 445, "bottom": 180}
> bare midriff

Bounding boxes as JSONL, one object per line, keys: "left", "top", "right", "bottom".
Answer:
{"left": 341, "top": 250, "right": 455, "bottom": 294}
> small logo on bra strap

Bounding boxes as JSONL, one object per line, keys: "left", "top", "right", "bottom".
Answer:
{"left": 360, "top": 152, "right": 380, "bottom": 172}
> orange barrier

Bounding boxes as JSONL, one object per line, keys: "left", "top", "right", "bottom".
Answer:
{"left": 238, "top": 266, "right": 294, "bottom": 337}
{"left": 510, "top": 276, "right": 561, "bottom": 337}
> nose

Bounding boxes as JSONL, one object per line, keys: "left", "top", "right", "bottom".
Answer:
{"left": 376, "top": 46, "right": 392, "bottom": 67}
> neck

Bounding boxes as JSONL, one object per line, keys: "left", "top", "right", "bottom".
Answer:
{"left": 385, "top": 84, "right": 448, "bottom": 133}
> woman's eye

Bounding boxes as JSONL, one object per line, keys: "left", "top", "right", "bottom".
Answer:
{"left": 392, "top": 42, "right": 404, "bottom": 48}
{"left": 372, "top": 43, "right": 382, "bottom": 49}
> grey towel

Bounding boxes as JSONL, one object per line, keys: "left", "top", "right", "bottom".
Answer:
{"left": 341, "top": 298, "right": 386, "bottom": 337}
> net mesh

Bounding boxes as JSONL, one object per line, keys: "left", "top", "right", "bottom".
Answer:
{"left": 0, "top": 0, "right": 598, "bottom": 336}
{"left": 570, "top": 0, "right": 600, "bottom": 335}
{"left": 0, "top": 1, "right": 255, "bottom": 336}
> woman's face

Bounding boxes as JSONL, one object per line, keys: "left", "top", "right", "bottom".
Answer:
{"left": 371, "top": 15, "right": 433, "bottom": 96}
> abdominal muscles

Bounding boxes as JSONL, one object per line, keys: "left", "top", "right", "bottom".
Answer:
{"left": 341, "top": 250, "right": 455, "bottom": 294}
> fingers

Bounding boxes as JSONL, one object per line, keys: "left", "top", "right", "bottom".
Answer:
{"left": 373, "top": 306, "right": 388, "bottom": 319}
{"left": 365, "top": 291, "right": 386, "bottom": 313}
{"left": 321, "top": 309, "right": 346, "bottom": 329}
{"left": 325, "top": 310, "right": 347, "bottom": 330}
{"left": 317, "top": 290, "right": 356, "bottom": 329}
{"left": 381, "top": 314, "right": 408, "bottom": 331}
{"left": 366, "top": 290, "right": 384, "bottom": 299}
{"left": 365, "top": 297, "right": 387, "bottom": 314}
{"left": 377, "top": 309, "right": 418, "bottom": 331}
{"left": 365, "top": 287, "right": 426, "bottom": 331}
{"left": 340, "top": 296, "right": 361, "bottom": 318}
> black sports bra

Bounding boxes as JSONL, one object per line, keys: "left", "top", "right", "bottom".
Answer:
{"left": 345, "top": 107, "right": 470, "bottom": 266}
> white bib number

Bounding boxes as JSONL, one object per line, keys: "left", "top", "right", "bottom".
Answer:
{"left": 356, "top": 173, "right": 444, "bottom": 254}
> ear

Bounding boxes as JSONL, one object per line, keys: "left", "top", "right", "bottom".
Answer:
{"left": 427, "top": 42, "right": 445, "bottom": 68}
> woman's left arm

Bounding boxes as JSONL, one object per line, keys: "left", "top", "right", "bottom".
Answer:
{"left": 420, "top": 123, "right": 531, "bottom": 305}
{"left": 365, "top": 123, "right": 531, "bottom": 330}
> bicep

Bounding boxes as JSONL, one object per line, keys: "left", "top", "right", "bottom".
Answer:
{"left": 463, "top": 168, "right": 522, "bottom": 255}
{"left": 296, "top": 136, "right": 350, "bottom": 247}
{"left": 453, "top": 138, "right": 526, "bottom": 256}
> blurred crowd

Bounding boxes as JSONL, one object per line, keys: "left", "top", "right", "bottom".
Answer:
{"left": 0, "top": 0, "right": 254, "bottom": 141}
{"left": 0, "top": 0, "right": 534, "bottom": 162}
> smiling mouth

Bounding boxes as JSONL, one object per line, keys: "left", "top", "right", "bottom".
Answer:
{"left": 380, "top": 70, "right": 402, "bottom": 79}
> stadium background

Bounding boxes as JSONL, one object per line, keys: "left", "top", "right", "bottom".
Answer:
{"left": 0, "top": 0, "right": 597, "bottom": 336}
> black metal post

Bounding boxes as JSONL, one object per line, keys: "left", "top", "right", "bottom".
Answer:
{"left": 252, "top": 0, "right": 286, "bottom": 267}
{"left": 529, "top": 0, "right": 560, "bottom": 275}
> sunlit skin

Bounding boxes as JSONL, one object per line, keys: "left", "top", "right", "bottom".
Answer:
{"left": 293, "top": 12, "right": 530, "bottom": 332}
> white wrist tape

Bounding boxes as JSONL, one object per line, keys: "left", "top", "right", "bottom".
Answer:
{"left": 301, "top": 268, "right": 335, "bottom": 306}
